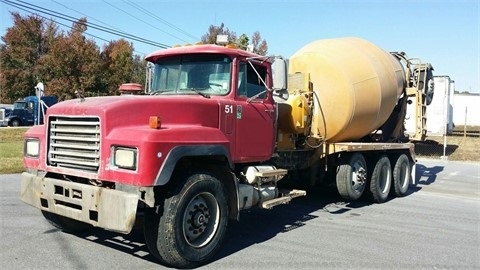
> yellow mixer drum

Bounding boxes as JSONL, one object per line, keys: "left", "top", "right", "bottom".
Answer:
{"left": 289, "top": 37, "right": 406, "bottom": 143}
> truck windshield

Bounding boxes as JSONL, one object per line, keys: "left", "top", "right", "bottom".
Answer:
{"left": 150, "top": 54, "right": 232, "bottom": 96}
{"left": 13, "top": 101, "right": 27, "bottom": 110}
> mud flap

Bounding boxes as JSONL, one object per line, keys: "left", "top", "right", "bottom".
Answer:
{"left": 411, "top": 162, "right": 417, "bottom": 185}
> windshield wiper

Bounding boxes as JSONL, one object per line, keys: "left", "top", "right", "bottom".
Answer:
{"left": 149, "top": 89, "right": 174, "bottom": 95}
{"left": 179, "top": 88, "right": 211, "bottom": 98}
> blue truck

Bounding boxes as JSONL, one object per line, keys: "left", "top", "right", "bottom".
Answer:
{"left": 0, "top": 96, "right": 57, "bottom": 127}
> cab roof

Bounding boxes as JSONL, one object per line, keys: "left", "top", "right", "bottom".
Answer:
{"left": 145, "top": 44, "right": 265, "bottom": 63}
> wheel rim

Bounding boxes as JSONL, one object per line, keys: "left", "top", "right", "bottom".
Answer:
{"left": 351, "top": 161, "right": 367, "bottom": 194}
{"left": 183, "top": 192, "right": 220, "bottom": 248}
{"left": 378, "top": 163, "right": 391, "bottom": 193}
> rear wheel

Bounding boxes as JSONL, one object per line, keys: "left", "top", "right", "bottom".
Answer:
{"left": 144, "top": 171, "right": 228, "bottom": 268}
{"left": 368, "top": 155, "right": 392, "bottom": 203}
{"left": 391, "top": 154, "right": 411, "bottom": 197}
{"left": 41, "top": 211, "right": 92, "bottom": 233}
{"left": 336, "top": 153, "right": 368, "bottom": 200}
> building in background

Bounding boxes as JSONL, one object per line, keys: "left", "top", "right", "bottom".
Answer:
{"left": 452, "top": 92, "right": 480, "bottom": 127}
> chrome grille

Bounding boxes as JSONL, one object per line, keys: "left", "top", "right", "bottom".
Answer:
{"left": 48, "top": 117, "right": 101, "bottom": 172}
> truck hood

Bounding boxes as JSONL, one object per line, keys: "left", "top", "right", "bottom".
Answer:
{"left": 46, "top": 95, "right": 220, "bottom": 131}
{"left": 3, "top": 108, "right": 12, "bottom": 116}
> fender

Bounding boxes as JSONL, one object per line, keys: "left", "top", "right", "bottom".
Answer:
{"left": 154, "top": 144, "right": 233, "bottom": 186}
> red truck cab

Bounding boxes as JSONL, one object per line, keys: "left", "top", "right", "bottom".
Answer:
{"left": 146, "top": 44, "right": 277, "bottom": 163}
{"left": 21, "top": 44, "right": 282, "bottom": 268}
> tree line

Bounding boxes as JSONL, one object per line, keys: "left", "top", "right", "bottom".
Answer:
{"left": 0, "top": 12, "right": 146, "bottom": 103}
{"left": 0, "top": 12, "right": 268, "bottom": 103}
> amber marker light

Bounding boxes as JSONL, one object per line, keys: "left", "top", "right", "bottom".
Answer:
{"left": 149, "top": 116, "right": 161, "bottom": 129}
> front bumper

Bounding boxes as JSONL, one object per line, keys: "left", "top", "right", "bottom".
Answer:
{"left": 20, "top": 172, "right": 139, "bottom": 234}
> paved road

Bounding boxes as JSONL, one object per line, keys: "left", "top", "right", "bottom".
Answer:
{"left": 1, "top": 159, "right": 479, "bottom": 269}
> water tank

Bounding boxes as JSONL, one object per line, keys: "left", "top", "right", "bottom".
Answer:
{"left": 288, "top": 37, "right": 406, "bottom": 142}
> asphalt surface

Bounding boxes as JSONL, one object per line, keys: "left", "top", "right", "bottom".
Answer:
{"left": 0, "top": 158, "right": 479, "bottom": 269}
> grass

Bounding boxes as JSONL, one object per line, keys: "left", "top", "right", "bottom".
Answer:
{"left": 0, "top": 127, "right": 27, "bottom": 174}
{"left": 415, "top": 134, "right": 480, "bottom": 161}
{"left": 1, "top": 127, "right": 479, "bottom": 175}
{"left": 415, "top": 125, "right": 480, "bottom": 161}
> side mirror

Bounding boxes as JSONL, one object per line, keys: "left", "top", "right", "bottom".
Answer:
{"left": 272, "top": 57, "right": 288, "bottom": 102}
{"left": 272, "top": 57, "right": 287, "bottom": 91}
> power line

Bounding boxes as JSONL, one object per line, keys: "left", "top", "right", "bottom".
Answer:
{"left": 47, "top": 0, "right": 148, "bottom": 55}
{"left": 123, "top": 0, "right": 199, "bottom": 42}
{"left": 102, "top": 0, "right": 191, "bottom": 44}
{"left": 50, "top": 0, "right": 123, "bottom": 33}
{"left": 2, "top": 0, "right": 170, "bottom": 49}
{"left": 17, "top": 0, "right": 170, "bottom": 48}
{"left": 1, "top": 0, "right": 142, "bottom": 53}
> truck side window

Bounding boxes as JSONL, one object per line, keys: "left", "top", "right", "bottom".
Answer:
{"left": 238, "top": 62, "right": 267, "bottom": 99}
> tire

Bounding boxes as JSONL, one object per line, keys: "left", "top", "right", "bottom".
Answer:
{"left": 368, "top": 155, "right": 392, "bottom": 203}
{"left": 336, "top": 153, "right": 368, "bottom": 200}
{"left": 144, "top": 172, "right": 228, "bottom": 268}
{"left": 41, "top": 211, "right": 92, "bottom": 233}
{"left": 10, "top": 119, "right": 21, "bottom": 127}
{"left": 391, "top": 154, "right": 411, "bottom": 197}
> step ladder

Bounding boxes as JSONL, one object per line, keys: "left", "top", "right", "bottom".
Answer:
{"left": 261, "top": 189, "right": 306, "bottom": 209}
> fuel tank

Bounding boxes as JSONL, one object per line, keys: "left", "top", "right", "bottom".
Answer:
{"left": 288, "top": 37, "right": 406, "bottom": 143}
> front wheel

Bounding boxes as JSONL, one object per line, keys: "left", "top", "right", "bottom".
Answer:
{"left": 144, "top": 172, "right": 228, "bottom": 268}
{"left": 10, "top": 119, "right": 21, "bottom": 127}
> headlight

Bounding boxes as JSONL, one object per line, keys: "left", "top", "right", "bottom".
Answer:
{"left": 113, "top": 147, "right": 137, "bottom": 170}
{"left": 25, "top": 139, "right": 40, "bottom": 157}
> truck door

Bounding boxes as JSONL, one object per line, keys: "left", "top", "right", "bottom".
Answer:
{"left": 26, "top": 101, "right": 35, "bottom": 125}
{"left": 234, "top": 62, "right": 275, "bottom": 162}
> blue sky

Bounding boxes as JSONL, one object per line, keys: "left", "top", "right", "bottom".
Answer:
{"left": 1, "top": 0, "right": 479, "bottom": 93}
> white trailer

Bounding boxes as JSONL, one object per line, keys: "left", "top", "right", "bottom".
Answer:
{"left": 405, "top": 75, "right": 454, "bottom": 136}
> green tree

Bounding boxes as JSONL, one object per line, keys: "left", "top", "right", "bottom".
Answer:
{"left": 102, "top": 39, "right": 134, "bottom": 95}
{"left": 39, "top": 18, "right": 103, "bottom": 100}
{"left": 2, "top": 13, "right": 148, "bottom": 101}
{"left": 237, "top": 33, "right": 249, "bottom": 50}
{"left": 131, "top": 54, "right": 147, "bottom": 88}
{"left": 0, "top": 12, "right": 58, "bottom": 103}
{"left": 101, "top": 39, "right": 147, "bottom": 95}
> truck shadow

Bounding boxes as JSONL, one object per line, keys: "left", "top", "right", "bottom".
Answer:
{"left": 406, "top": 162, "right": 444, "bottom": 196}
{"left": 65, "top": 193, "right": 375, "bottom": 267}
{"left": 414, "top": 140, "right": 459, "bottom": 158}
{"left": 415, "top": 163, "right": 444, "bottom": 185}
{"left": 70, "top": 162, "right": 442, "bottom": 267}
{"left": 216, "top": 190, "right": 371, "bottom": 261}
{"left": 73, "top": 190, "right": 355, "bottom": 265}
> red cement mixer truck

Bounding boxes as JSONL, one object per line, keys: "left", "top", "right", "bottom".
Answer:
{"left": 20, "top": 37, "right": 433, "bottom": 268}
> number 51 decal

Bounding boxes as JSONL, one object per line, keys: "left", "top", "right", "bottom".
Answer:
{"left": 224, "top": 104, "right": 242, "bottom": 119}
{"left": 225, "top": 105, "right": 233, "bottom": 114}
